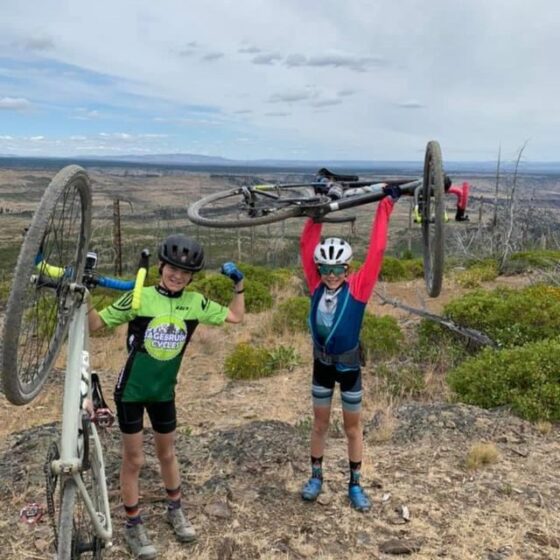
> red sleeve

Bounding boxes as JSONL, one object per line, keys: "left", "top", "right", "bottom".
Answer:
{"left": 348, "top": 197, "right": 394, "bottom": 303}
{"left": 300, "top": 218, "right": 322, "bottom": 294}
{"left": 448, "top": 183, "right": 470, "bottom": 210}
{"left": 459, "top": 182, "right": 470, "bottom": 210}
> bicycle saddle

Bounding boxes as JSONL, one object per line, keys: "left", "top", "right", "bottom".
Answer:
{"left": 316, "top": 168, "right": 359, "bottom": 182}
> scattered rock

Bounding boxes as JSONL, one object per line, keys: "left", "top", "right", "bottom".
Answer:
{"left": 217, "top": 536, "right": 236, "bottom": 560}
{"left": 525, "top": 529, "right": 560, "bottom": 549}
{"left": 203, "top": 500, "right": 231, "bottom": 519}
{"left": 379, "top": 538, "right": 422, "bottom": 554}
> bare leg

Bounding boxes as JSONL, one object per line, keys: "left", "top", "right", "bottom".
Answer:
{"left": 154, "top": 430, "right": 180, "bottom": 491}
{"left": 342, "top": 409, "right": 362, "bottom": 463}
{"left": 310, "top": 405, "right": 332, "bottom": 458}
{"left": 120, "top": 432, "right": 145, "bottom": 507}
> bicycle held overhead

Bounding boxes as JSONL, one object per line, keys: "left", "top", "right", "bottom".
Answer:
{"left": 187, "top": 140, "right": 468, "bottom": 297}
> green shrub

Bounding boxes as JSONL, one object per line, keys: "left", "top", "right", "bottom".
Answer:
{"left": 448, "top": 338, "right": 560, "bottom": 421}
{"left": 224, "top": 343, "right": 272, "bottom": 380}
{"left": 455, "top": 260, "right": 498, "bottom": 288}
{"left": 420, "top": 284, "right": 560, "bottom": 349}
{"left": 361, "top": 314, "right": 403, "bottom": 361}
{"left": 509, "top": 249, "right": 560, "bottom": 270}
{"left": 189, "top": 275, "right": 273, "bottom": 313}
{"left": 271, "top": 296, "right": 310, "bottom": 334}
{"left": 380, "top": 256, "right": 424, "bottom": 282}
{"left": 238, "top": 263, "right": 292, "bottom": 289}
{"left": 266, "top": 345, "right": 300, "bottom": 371}
{"left": 224, "top": 343, "right": 300, "bottom": 380}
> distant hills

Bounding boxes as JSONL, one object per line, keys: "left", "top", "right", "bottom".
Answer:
{"left": 1, "top": 153, "right": 560, "bottom": 175}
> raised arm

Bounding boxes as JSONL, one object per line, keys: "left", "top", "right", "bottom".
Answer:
{"left": 349, "top": 196, "right": 395, "bottom": 303}
{"left": 300, "top": 218, "right": 322, "bottom": 294}
{"left": 221, "top": 262, "right": 245, "bottom": 323}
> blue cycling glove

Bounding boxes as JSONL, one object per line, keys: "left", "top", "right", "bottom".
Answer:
{"left": 382, "top": 184, "right": 401, "bottom": 201}
{"left": 221, "top": 262, "right": 244, "bottom": 284}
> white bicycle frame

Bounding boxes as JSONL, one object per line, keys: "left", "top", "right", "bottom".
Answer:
{"left": 50, "top": 293, "right": 113, "bottom": 547}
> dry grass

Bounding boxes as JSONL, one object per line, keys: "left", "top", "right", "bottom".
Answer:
{"left": 466, "top": 441, "right": 501, "bottom": 470}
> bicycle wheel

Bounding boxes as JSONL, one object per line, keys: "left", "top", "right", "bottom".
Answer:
{"left": 1, "top": 165, "right": 91, "bottom": 404}
{"left": 187, "top": 186, "right": 320, "bottom": 227}
{"left": 57, "top": 423, "right": 107, "bottom": 559}
{"left": 421, "top": 141, "right": 445, "bottom": 297}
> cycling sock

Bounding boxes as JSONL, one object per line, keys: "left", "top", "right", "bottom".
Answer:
{"left": 166, "top": 486, "right": 182, "bottom": 510}
{"left": 349, "top": 460, "right": 362, "bottom": 487}
{"left": 311, "top": 456, "right": 323, "bottom": 480}
{"left": 124, "top": 503, "right": 142, "bottom": 527}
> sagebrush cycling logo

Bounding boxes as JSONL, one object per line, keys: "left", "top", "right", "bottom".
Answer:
{"left": 144, "top": 316, "right": 187, "bottom": 360}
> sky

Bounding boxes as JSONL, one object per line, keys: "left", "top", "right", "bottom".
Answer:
{"left": 1, "top": 0, "right": 559, "bottom": 162}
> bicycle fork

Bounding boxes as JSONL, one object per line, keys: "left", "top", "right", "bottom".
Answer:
{"left": 50, "top": 302, "right": 113, "bottom": 543}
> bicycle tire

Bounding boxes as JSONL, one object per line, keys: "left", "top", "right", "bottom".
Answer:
{"left": 187, "top": 186, "right": 309, "bottom": 228}
{"left": 57, "top": 422, "right": 106, "bottom": 559}
{"left": 421, "top": 141, "right": 445, "bottom": 297}
{"left": 1, "top": 165, "right": 92, "bottom": 404}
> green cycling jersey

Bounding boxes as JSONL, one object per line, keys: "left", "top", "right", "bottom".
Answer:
{"left": 99, "top": 285, "right": 228, "bottom": 402}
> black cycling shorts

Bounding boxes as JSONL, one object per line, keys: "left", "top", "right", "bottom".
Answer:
{"left": 115, "top": 400, "right": 177, "bottom": 434}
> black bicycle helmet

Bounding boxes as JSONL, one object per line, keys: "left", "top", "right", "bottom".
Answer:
{"left": 158, "top": 233, "right": 205, "bottom": 272}
{"left": 444, "top": 174, "right": 452, "bottom": 192}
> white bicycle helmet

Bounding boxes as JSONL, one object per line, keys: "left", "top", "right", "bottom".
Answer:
{"left": 313, "top": 237, "right": 353, "bottom": 265}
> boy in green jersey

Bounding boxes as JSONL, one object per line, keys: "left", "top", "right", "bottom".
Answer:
{"left": 88, "top": 233, "right": 244, "bottom": 559}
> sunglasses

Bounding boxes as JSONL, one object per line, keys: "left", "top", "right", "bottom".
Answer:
{"left": 318, "top": 264, "right": 348, "bottom": 276}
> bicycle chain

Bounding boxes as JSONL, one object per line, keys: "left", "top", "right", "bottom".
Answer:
{"left": 44, "top": 441, "right": 60, "bottom": 551}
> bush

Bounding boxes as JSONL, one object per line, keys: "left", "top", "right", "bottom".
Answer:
{"left": 380, "top": 256, "right": 424, "bottom": 282}
{"left": 271, "top": 296, "right": 310, "bottom": 334}
{"left": 508, "top": 249, "right": 560, "bottom": 271}
{"left": 447, "top": 338, "right": 560, "bottom": 421}
{"left": 224, "top": 343, "right": 300, "bottom": 380}
{"left": 238, "top": 263, "right": 292, "bottom": 289}
{"left": 190, "top": 275, "right": 273, "bottom": 313}
{"left": 361, "top": 314, "right": 403, "bottom": 361}
{"left": 455, "top": 260, "right": 499, "bottom": 288}
{"left": 420, "top": 284, "right": 560, "bottom": 349}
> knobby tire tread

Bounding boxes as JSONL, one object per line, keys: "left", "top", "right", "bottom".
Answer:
{"left": 1, "top": 165, "right": 91, "bottom": 404}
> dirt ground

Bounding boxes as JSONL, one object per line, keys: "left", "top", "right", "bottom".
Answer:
{"left": 1, "top": 275, "right": 559, "bottom": 560}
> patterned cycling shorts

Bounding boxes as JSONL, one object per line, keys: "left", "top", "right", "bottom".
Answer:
{"left": 311, "top": 359, "right": 363, "bottom": 412}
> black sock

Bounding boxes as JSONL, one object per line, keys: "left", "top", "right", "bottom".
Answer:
{"left": 349, "top": 460, "right": 362, "bottom": 487}
{"left": 311, "top": 456, "right": 323, "bottom": 480}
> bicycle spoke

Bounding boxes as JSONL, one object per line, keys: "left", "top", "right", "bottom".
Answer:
{"left": 1, "top": 165, "right": 91, "bottom": 404}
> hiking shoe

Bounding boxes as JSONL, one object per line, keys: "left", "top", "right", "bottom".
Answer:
{"left": 166, "top": 508, "right": 196, "bottom": 543}
{"left": 348, "top": 485, "right": 371, "bottom": 512}
{"left": 301, "top": 477, "right": 323, "bottom": 501}
{"left": 124, "top": 524, "right": 157, "bottom": 560}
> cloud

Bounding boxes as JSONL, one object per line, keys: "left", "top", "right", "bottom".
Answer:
{"left": 0, "top": 97, "right": 32, "bottom": 110}
{"left": 72, "top": 108, "right": 102, "bottom": 120}
{"left": 284, "top": 53, "right": 384, "bottom": 72}
{"left": 265, "top": 111, "right": 290, "bottom": 117}
{"left": 234, "top": 109, "right": 253, "bottom": 114}
{"left": 269, "top": 91, "right": 311, "bottom": 103}
{"left": 238, "top": 46, "right": 261, "bottom": 54}
{"left": 18, "top": 36, "right": 55, "bottom": 51}
{"left": 397, "top": 100, "right": 425, "bottom": 109}
{"left": 252, "top": 53, "right": 282, "bottom": 65}
{"left": 201, "top": 52, "right": 224, "bottom": 62}
{"left": 337, "top": 89, "right": 356, "bottom": 97}
{"left": 310, "top": 99, "right": 342, "bottom": 108}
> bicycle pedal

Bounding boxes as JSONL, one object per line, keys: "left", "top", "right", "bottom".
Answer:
{"left": 19, "top": 503, "right": 45, "bottom": 525}
{"left": 93, "top": 408, "right": 115, "bottom": 428}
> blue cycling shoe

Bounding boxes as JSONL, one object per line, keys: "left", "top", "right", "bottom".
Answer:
{"left": 348, "top": 485, "right": 371, "bottom": 512}
{"left": 301, "top": 477, "right": 323, "bottom": 501}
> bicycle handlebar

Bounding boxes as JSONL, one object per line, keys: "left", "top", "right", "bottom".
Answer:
{"left": 132, "top": 249, "right": 150, "bottom": 310}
